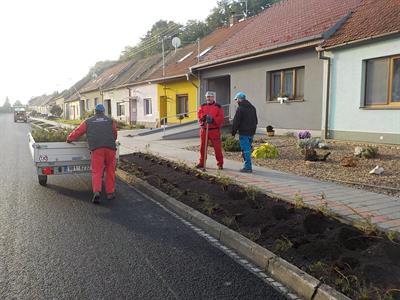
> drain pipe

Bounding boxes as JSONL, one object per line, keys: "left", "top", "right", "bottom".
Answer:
{"left": 187, "top": 71, "right": 200, "bottom": 114}
{"left": 318, "top": 50, "right": 331, "bottom": 140}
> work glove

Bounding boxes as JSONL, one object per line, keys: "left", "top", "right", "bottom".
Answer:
{"left": 66, "top": 139, "right": 72, "bottom": 143}
{"left": 200, "top": 115, "right": 206, "bottom": 122}
{"left": 206, "top": 115, "right": 213, "bottom": 124}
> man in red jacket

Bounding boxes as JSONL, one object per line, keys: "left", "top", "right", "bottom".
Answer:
{"left": 66, "top": 104, "right": 118, "bottom": 204}
{"left": 196, "top": 91, "right": 224, "bottom": 170}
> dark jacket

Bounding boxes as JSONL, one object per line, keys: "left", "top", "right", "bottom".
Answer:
{"left": 67, "top": 114, "right": 118, "bottom": 151}
{"left": 232, "top": 100, "right": 258, "bottom": 136}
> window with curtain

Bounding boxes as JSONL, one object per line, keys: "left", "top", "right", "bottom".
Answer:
{"left": 144, "top": 98, "right": 152, "bottom": 115}
{"left": 269, "top": 67, "right": 305, "bottom": 100}
{"left": 176, "top": 94, "right": 189, "bottom": 117}
{"left": 117, "top": 103, "right": 125, "bottom": 116}
{"left": 365, "top": 55, "right": 400, "bottom": 106}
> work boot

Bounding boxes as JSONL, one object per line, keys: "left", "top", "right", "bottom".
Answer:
{"left": 92, "top": 192, "right": 100, "bottom": 204}
{"left": 107, "top": 193, "right": 115, "bottom": 200}
{"left": 239, "top": 168, "right": 252, "bottom": 173}
{"left": 195, "top": 163, "right": 204, "bottom": 169}
{"left": 217, "top": 165, "right": 223, "bottom": 170}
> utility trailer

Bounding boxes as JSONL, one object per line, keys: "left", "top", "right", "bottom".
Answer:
{"left": 29, "top": 133, "right": 119, "bottom": 186}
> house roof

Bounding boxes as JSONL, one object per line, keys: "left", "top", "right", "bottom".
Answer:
{"left": 321, "top": 0, "right": 400, "bottom": 49}
{"left": 79, "top": 60, "right": 134, "bottom": 94}
{"left": 194, "top": 0, "right": 361, "bottom": 68}
{"left": 147, "top": 19, "right": 252, "bottom": 81}
{"left": 105, "top": 54, "right": 164, "bottom": 90}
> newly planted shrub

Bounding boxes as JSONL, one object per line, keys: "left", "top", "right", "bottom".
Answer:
{"left": 361, "top": 146, "right": 379, "bottom": 159}
{"left": 251, "top": 143, "right": 279, "bottom": 159}
{"left": 222, "top": 136, "right": 241, "bottom": 152}
{"left": 297, "top": 137, "right": 321, "bottom": 150}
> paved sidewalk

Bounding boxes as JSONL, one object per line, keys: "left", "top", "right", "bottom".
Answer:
{"left": 118, "top": 131, "right": 400, "bottom": 233}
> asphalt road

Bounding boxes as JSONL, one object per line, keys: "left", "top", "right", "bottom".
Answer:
{"left": 0, "top": 113, "right": 286, "bottom": 299}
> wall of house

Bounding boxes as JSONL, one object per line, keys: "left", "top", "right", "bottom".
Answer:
{"left": 81, "top": 90, "right": 102, "bottom": 117}
{"left": 326, "top": 36, "right": 400, "bottom": 144}
{"left": 199, "top": 48, "right": 324, "bottom": 133}
{"left": 103, "top": 88, "right": 130, "bottom": 124}
{"left": 65, "top": 100, "right": 80, "bottom": 120}
{"left": 157, "top": 79, "right": 199, "bottom": 125}
{"left": 129, "top": 84, "right": 159, "bottom": 127}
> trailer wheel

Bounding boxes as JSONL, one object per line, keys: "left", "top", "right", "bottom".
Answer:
{"left": 38, "top": 175, "right": 47, "bottom": 186}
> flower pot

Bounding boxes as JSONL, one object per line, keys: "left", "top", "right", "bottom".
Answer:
{"left": 267, "top": 131, "right": 275, "bottom": 137}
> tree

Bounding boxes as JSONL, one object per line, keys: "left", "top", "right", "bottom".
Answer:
{"left": 120, "top": 20, "right": 182, "bottom": 61}
{"left": 3, "top": 97, "right": 11, "bottom": 109}
{"left": 13, "top": 100, "right": 22, "bottom": 107}
{"left": 180, "top": 20, "right": 210, "bottom": 45}
{"left": 50, "top": 104, "right": 63, "bottom": 117}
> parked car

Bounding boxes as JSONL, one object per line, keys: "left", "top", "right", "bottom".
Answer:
{"left": 14, "top": 107, "right": 27, "bottom": 122}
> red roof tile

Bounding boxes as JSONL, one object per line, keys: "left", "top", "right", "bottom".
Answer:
{"left": 322, "top": 0, "right": 400, "bottom": 48}
{"left": 199, "top": 0, "right": 361, "bottom": 66}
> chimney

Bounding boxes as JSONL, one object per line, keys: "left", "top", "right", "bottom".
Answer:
{"left": 229, "top": 12, "right": 240, "bottom": 27}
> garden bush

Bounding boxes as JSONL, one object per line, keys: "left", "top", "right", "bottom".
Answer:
{"left": 222, "top": 136, "right": 241, "bottom": 152}
{"left": 252, "top": 143, "right": 279, "bottom": 159}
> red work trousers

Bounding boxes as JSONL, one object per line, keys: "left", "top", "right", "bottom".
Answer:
{"left": 199, "top": 128, "right": 223, "bottom": 167}
{"left": 91, "top": 148, "right": 116, "bottom": 194}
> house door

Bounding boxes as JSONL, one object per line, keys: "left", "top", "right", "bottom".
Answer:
{"left": 160, "top": 96, "right": 167, "bottom": 125}
{"left": 206, "top": 76, "right": 231, "bottom": 118}
{"left": 130, "top": 98, "right": 137, "bottom": 124}
{"left": 79, "top": 100, "right": 85, "bottom": 118}
{"left": 104, "top": 99, "right": 112, "bottom": 116}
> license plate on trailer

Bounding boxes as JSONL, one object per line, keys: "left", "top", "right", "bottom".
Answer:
{"left": 64, "top": 165, "right": 91, "bottom": 173}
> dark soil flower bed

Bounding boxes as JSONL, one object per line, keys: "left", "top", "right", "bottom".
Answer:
{"left": 119, "top": 152, "right": 400, "bottom": 300}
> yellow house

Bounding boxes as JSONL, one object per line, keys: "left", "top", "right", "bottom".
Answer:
{"left": 156, "top": 77, "right": 199, "bottom": 125}
{"left": 143, "top": 24, "right": 245, "bottom": 127}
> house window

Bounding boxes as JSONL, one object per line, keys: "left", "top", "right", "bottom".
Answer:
{"left": 117, "top": 103, "right": 125, "bottom": 116}
{"left": 144, "top": 98, "right": 152, "bottom": 115}
{"left": 365, "top": 55, "right": 400, "bottom": 106}
{"left": 94, "top": 98, "right": 99, "bottom": 106}
{"left": 269, "top": 67, "right": 305, "bottom": 100}
{"left": 176, "top": 94, "right": 189, "bottom": 117}
{"left": 85, "top": 99, "right": 90, "bottom": 111}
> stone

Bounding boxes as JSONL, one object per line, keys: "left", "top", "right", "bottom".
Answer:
{"left": 354, "top": 146, "right": 363, "bottom": 156}
{"left": 369, "top": 165, "right": 384, "bottom": 175}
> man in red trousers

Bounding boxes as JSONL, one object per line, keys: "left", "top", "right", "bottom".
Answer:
{"left": 196, "top": 91, "right": 224, "bottom": 170}
{"left": 67, "top": 104, "right": 118, "bottom": 204}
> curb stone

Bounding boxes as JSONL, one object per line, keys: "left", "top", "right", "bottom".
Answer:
{"left": 116, "top": 169, "right": 352, "bottom": 300}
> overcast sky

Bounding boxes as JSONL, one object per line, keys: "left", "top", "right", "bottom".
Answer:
{"left": 0, "top": 0, "right": 218, "bottom": 104}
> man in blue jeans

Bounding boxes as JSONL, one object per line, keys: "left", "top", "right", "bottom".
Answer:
{"left": 231, "top": 92, "right": 258, "bottom": 173}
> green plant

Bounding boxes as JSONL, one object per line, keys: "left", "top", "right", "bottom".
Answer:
{"left": 341, "top": 204, "right": 379, "bottom": 236}
{"left": 297, "top": 137, "right": 321, "bottom": 150}
{"left": 222, "top": 136, "right": 241, "bottom": 152}
{"left": 216, "top": 172, "right": 236, "bottom": 186}
{"left": 294, "top": 192, "right": 305, "bottom": 209}
{"left": 251, "top": 143, "right": 279, "bottom": 159}
{"left": 386, "top": 230, "right": 400, "bottom": 243}
{"left": 273, "top": 236, "right": 293, "bottom": 253}
{"left": 308, "top": 261, "right": 329, "bottom": 278}
{"left": 244, "top": 186, "right": 257, "bottom": 201}
{"left": 240, "top": 228, "right": 262, "bottom": 242}
{"left": 31, "top": 128, "right": 84, "bottom": 142}
{"left": 202, "top": 198, "right": 218, "bottom": 216}
{"left": 81, "top": 110, "right": 94, "bottom": 120}
{"left": 222, "top": 216, "right": 236, "bottom": 227}
{"left": 361, "top": 146, "right": 379, "bottom": 159}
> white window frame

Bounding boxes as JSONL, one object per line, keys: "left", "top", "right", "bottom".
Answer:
{"left": 144, "top": 98, "right": 152, "bottom": 116}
